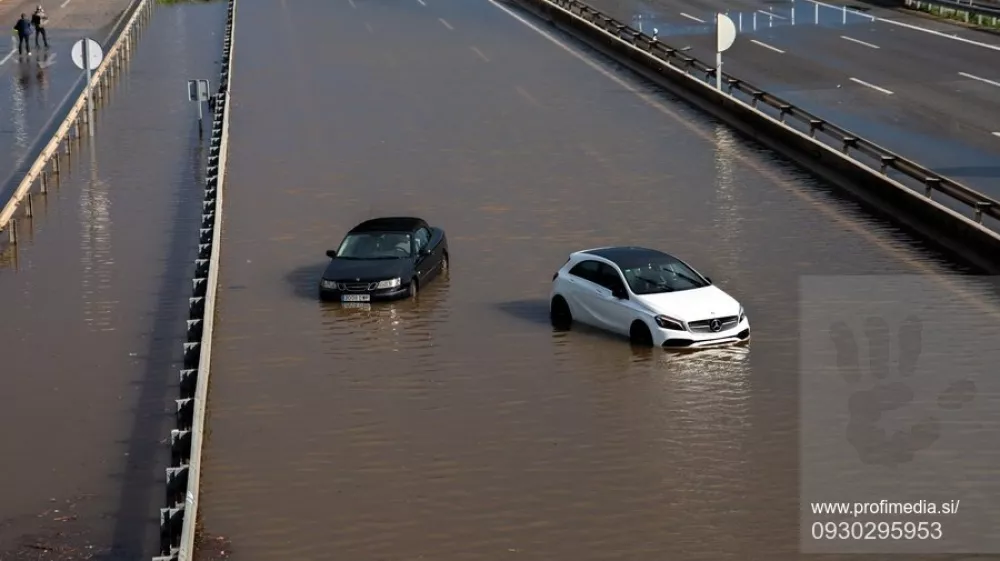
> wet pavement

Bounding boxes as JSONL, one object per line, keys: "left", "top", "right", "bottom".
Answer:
{"left": 0, "top": 1, "right": 226, "bottom": 558}
{"left": 587, "top": 0, "right": 1000, "bottom": 195}
{"left": 198, "top": 0, "right": 1000, "bottom": 560}
{"left": 0, "top": 0, "right": 135, "bottom": 208}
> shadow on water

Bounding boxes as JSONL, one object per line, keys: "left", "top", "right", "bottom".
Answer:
{"left": 286, "top": 262, "right": 326, "bottom": 301}
{"left": 494, "top": 298, "right": 552, "bottom": 327}
{"left": 932, "top": 166, "right": 1000, "bottom": 179}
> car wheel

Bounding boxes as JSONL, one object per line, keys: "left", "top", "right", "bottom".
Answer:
{"left": 550, "top": 296, "right": 572, "bottom": 330}
{"left": 441, "top": 251, "right": 449, "bottom": 271}
{"left": 630, "top": 320, "right": 653, "bottom": 347}
{"left": 408, "top": 278, "right": 419, "bottom": 299}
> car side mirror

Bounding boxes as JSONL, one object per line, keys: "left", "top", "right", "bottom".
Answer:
{"left": 418, "top": 247, "right": 430, "bottom": 256}
{"left": 325, "top": 250, "right": 337, "bottom": 259}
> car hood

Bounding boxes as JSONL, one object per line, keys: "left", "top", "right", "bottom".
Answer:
{"left": 321, "top": 258, "right": 413, "bottom": 282}
{"left": 633, "top": 285, "right": 741, "bottom": 322}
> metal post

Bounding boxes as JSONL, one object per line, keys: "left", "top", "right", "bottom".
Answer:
{"left": 716, "top": 51, "right": 722, "bottom": 91}
{"left": 753, "top": 11, "right": 757, "bottom": 30}
{"left": 197, "top": 99, "right": 203, "bottom": 137}
{"left": 25, "top": 194, "right": 32, "bottom": 217}
{"left": 738, "top": 12, "right": 742, "bottom": 31}
{"left": 842, "top": 5, "right": 847, "bottom": 24}
{"left": 40, "top": 172, "right": 47, "bottom": 193}
{"left": 815, "top": 2, "right": 819, "bottom": 24}
{"left": 8, "top": 220, "right": 16, "bottom": 245}
{"left": 791, "top": 1, "right": 796, "bottom": 25}
{"left": 769, "top": 12, "right": 774, "bottom": 26}
{"left": 84, "top": 40, "right": 95, "bottom": 138}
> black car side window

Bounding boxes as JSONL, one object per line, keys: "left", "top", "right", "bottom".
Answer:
{"left": 414, "top": 228, "right": 430, "bottom": 251}
{"left": 568, "top": 260, "right": 601, "bottom": 283}
{"left": 596, "top": 263, "right": 627, "bottom": 295}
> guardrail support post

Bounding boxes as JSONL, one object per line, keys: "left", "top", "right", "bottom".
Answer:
{"left": 924, "top": 177, "right": 940, "bottom": 199}
{"left": 39, "top": 172, "right": 47, "bottom": 194}
{"left": 25, "top": 194, "right": 32, "bottom": 218}
{"left": 7, "top": 219, "right": 16, "bottom": 245}
{"left": 879, "top": 156, "right": 897, "bottom": 174}
{"left": 974, "top": 202, "right": 993, "bottom": 223}
{"left": 841, "top": 137, "right": 858, "bottom": 155}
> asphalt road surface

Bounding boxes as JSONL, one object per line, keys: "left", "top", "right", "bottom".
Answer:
{"left": 591, "top": 0, "right": 1000, "bottom": 195}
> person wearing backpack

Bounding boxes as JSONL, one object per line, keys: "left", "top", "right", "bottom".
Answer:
{"left": 31, "top": 6, "right": 48, "bottom": 49}
{"left": 13, "top": 13, "right": 33, "bottom": 56}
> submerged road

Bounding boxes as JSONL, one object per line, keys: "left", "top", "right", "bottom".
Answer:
{"left": 0, "top": 1, "right": 225, "bottom": 557}
{"left": 0, "top": 0, "right": 134, "bottom": 204}
{"left": 198, "top": 0, "right": 1000, "bottom": 559}
{"left": 592, "top": 0, "right": 1000, "bottom": 195}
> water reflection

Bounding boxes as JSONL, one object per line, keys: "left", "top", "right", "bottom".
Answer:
{"left": 712, "top": 123, "right": 743, "bottom": 275}
{"left": 7, "top": 58, "right": 30, "bottom": 159}
{"left": 78, "top": 137, "right": 115, "bottom": 331}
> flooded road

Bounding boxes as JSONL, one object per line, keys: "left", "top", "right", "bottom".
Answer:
{"left": 198, "top": 0, "right": 1000, "bottom": 559}
{"left": 0, "top": 1, "right": 225, "bottom": 557}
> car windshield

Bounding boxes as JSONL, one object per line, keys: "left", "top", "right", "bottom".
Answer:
{"left": 621, "top": 257, "right": 709, "bottom": 295}
{"left": 336, "top": 232, "right": 412, "bottom": 259}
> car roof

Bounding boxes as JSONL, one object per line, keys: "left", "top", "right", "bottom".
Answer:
{"left": 577, "top": 246, "right": 678, "bottom": 269}
{"left": 348, "top": 216, "right": 428, "bottom": 234}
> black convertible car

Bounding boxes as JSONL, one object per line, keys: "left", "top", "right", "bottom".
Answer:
{"left": 319, "top": 216, "right": 449, "bottom": 302}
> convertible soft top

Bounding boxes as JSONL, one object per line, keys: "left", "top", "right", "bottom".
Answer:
{"left": 349, "top": 216, "right": 428, "bottom": 234}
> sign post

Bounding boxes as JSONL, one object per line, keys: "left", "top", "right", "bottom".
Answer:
{"left": 716, "top": 13, "right": 737, "bottom": 92}
{"left": 187, "top": 79, "right": 210, "bottom": 136}
{"left": 71, "top": 38, "right": 104, "bottom": 138}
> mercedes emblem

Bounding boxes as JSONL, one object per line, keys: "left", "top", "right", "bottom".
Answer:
{"left": 709, "top": 319, "right": 722, "bottom": 332}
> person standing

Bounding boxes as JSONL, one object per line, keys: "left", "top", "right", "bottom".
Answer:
{"left": 31, "top": 6, "right": 48, "bottom": 50}
{"left": 13, "top": 13, "right": 33, "bottom": 56}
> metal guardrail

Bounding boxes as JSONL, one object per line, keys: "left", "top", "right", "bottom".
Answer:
{"left": 0, "top": 0, "right": 155, "bottom": 242}
{"left": 153, "top": 0, "right": 235, "bottom": 558}
{"left": 901, "top": 0, "right": 1000, "bottom": 22}
{"left": 533, "top": 0, "right": 1000, "bottom": 230}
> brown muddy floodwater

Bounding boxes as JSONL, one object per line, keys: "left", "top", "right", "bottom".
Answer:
{"left": 197, "top": 0, "right": 1000, "bottom": 560}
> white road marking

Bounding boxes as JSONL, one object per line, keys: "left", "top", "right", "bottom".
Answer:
{"left": 487, "top": 0, "right": 1000, "bottom": 318}
{"left": 439, "top": 18, "right": 453, "bottom": 30}
{"left": 750, "top": 39, "right": 784, "bottom": 53}
{"left": 0, "top": 50, "right": 14, "bottom": 66}
{"left": 958, "top": 71, "right": 1000, "bottom": 88}
{"left": 348, "top": 0, "right": 356, "bottom": 8}
{"left": 992, "top": 132, "right": 1000, "bottom": 138}
{"left": 60, "top": 0, "right": 72, "bottom": 8}
{"left": 515, "top": 85, "right": 541, "bottom": 106}
{"left": 758, "top": 9, "right": 787, "bottom": 19}
{"left": 417, "top": 0, "right": 426, "bottom": 5}
{"left": 806, "top": 0, "right": 1000, "bottom": 52}
{"left": 680, "top": 12, "right": 705, "bottom": 23}
{"left": 849, "top": 76, "right": 894, "bottom": 95}
{"left": 365, "top": 22, "right": 373, "bottom": 33}
{"left": 470, "top": 46, "right": 490, "bottom": 62}
{"left": 840, "top": 35, "right": 879, "bottom": 49}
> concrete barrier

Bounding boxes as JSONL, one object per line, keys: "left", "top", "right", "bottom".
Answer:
{"left": 511, "top": 0, "right": 1000, "bottom": 273}
{"left": 0, "top": 0, "right": 155, "bottom": 243}
{"left": 152, "top": 0, "right": 235, "bottom": 559}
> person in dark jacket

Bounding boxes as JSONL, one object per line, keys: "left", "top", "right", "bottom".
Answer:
{"left": 13, "top": 14, "right": 33, "bottom": 56}
{"left": 31, "top": 6, "right": 48, "bottom": 49}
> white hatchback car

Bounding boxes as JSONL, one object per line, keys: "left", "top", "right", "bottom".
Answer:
{"left": 549, "top": 246, "right": 750, "bottom": 348}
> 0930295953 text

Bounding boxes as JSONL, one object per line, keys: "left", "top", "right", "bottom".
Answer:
{"left": 808, "top": 500, "right": 960, "bottom": 541}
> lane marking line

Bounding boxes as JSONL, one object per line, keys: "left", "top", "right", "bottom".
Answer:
{"left": 59, "top": 0, "right": 72, "bottom": 8}
{"left": 439, "top": 17, "right": 454, "bottom": 30}
{"left": 515, "top": 85, "right": 541, "bottom": 106}
{"left": 849, "top": 76, "right": 894, "bottom": 95}
{"left": 680, "top": 12, "right": 705, "bottom": 23}
{"left": 806, "top": 0, "right": 1000, "bottom": 52}
{"left": 417, "top": 0, "right": 427, "bottom": 4}
{"left": 840, "top": 35, "right": 879, "bottom": 49}
{"left": 750, "top": 39, "right": 784, "bottom": 53}
{"left": 758, "top": 9, "right": 787, "bottom": 19}
{"left": 0, "top": 49, "right": 14, "bottom": 66}
{"left": 365, "top": 22, "right": 373, "bottom": 33}
{"left": 992, "top": 132, "right": 1000, "bottom": 138}
{"left": 348, "top": 0, "right": 356, "bottom": 8}
{"left": 958, "top": 71, "right": 1000, "bottom": 88}
{"left": 483, "top": 0, "right": 1000, "bottom": 320}
{"left": 471, "top": 45, "right": 490, "bottom": 62}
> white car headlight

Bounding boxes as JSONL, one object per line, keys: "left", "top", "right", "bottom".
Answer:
{"left": 738, "top": 306, "right": 746, "bottom": 323}
{"left": 375, "top": 277, "right": 401, "bottom": 289}
{"left": 654, "top": 315, "right": 685, "bottom": 331}
{"left": 321, "top": 280, "right": 336, "bottom": 289}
